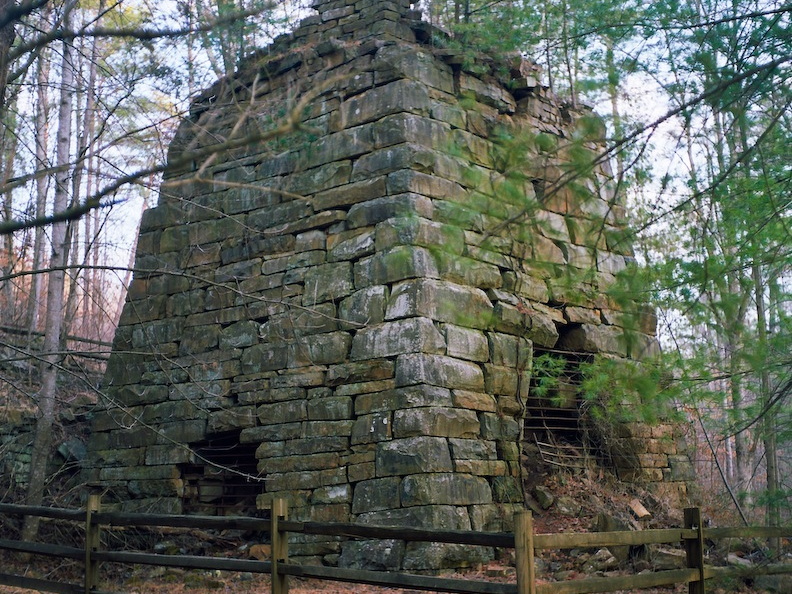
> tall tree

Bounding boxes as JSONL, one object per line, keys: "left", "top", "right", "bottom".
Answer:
{"left": 22, "top": 0, "right": 76, "bottom": 542}
{"left": 633, "top": 0, "right": 791, "bottom": 523}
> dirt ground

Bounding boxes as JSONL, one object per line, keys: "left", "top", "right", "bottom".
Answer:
{"left": 0, "top": 563, "right": 691, "bottom": 594}
{"left": 0, "top": 549, "right": 764, "bottom": 594}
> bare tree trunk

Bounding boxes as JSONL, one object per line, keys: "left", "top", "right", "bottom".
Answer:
{"left": 0, "top": 0, "right": 16, "bottom": 111}
{"left": 0, "top": 2, "right": 17, "bottom": 324}
{"left": 0, "top": 0, "right": 17, "bottom": 322}
{"left": 604, "top": 37, "right": 623, "bottom": 181}
{"left": 22, "top": 1, "right": 76, "bottom": 542}
{"left": 64, "top": 0, "right": 103, "bottom": 339}
{"left": 88, "top": 177, "right": 101, "bottom": 335}
{"left": 26, "top": 20, "right": 52, "bottom": 334}
{"left": 752, "top": 262, "right": 779, "bottom": 549}
{"left": 1, "top": 114, "right": 16, "bottom": 324}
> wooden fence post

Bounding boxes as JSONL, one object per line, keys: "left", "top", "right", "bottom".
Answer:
{"left": 684, "top": 507, "right": 705, "bottom": 594}
{"left": 84, "top": 488, "right": 102, "bottom": 594}
{"left": 515, "top": 510, "right": 536, "bottom": 594}
{"left": 271, "top": 498, "right": 289, "bottom": 594}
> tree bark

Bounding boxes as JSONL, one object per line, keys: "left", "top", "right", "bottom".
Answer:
{"left": 22, "top": 0, "right": 75, "bottom": 542}
{"left": 25, "top": 13, "right": 51, "bottom": 334}
{"left": 0, "top": 0, "right": 17, "bottom": 111}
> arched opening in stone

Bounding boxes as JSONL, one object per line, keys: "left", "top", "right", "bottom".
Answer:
{"left": 179, "top": 430, "right": 261, "bottom": 516}
{"left": 524, "top": 347, "right": 606, "bottom": 470}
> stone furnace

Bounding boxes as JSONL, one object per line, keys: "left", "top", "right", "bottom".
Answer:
{"left": 85, "top": 0, "right": 687, "bottom": 569}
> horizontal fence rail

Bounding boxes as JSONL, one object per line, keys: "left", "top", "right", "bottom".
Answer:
{"left": 1, "top": 495, "right": 789, "bottom": 594}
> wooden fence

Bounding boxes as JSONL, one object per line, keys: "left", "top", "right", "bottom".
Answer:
{"left": 0, "top": 496, "right": 789, "bottom": 594}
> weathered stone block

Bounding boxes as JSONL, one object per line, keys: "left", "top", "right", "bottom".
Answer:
{"left": 454, "top": 459, "right": 508, "bottom": 476}
{"left": 264, "top": 467, "right": 347, "bottom": 491}
{"left": 491, "top": 476, "right": 524, "bottom": 502}
{"left": 338, "top": 79, "right": 431, "bottom": 128}
{"left": 204, "top": 286, "right": 236, "bottom": 312}
{"left": 283, "top": 160, "right": 352, "bottom": 197}
{"left": 284, "top": 436, "right": 349, "bottom": 456}
{"left": 132, "top": 319, "right": 185, "bottom": 347}
{"left": 351, "top": 143, "right": 435, "bottom": 180}
{"left": 142, "top": 400, "right": 205, "bottom": 424}
{"left": 448, "top": 438, "right": 497, "bottom": 460}
{"left": 351, "top": 412, "right": 392, "bottom": 444}
{"left": 460, "top": 73, "right": 516, "bottom": 113}
{"left": 501, "top": 271, "right": 550, "bottom": 302}
{"left": 179, "top": 324, "right": 219, "bottom": 355}
{"left": 402, "top": 542, "right": 494, "bottom": 570}
{"left": 401, "top": 473, "right": 492, "bottom": 506}
{"left": 143, "top": 445, "right": 195, "bottom": 466}
{"left": 451, "top": 390, "right": 497, "bottom": 412}
{"left": 160, "top": 226, "right": 189, "bottom": 252}
{"left": 338, "top": 286, "right": 388, "bottom": 328}
{"left": 347, "top": 193, "right": 433, "bottom": 229}
{"left": 491, "top": 302, "right": 527, "bottom": 334}
{"left": 294, "top": 230, "right": 326, "bottom": 253}
{"left": 302, "top": 419, "right": 355, "bottom": 437}
{"left": 313, "top": 484, "right": 352, "bottom": 504}
{"left": 240, "top": 343, "right": 289, "bottom": 374}
{"left": 444, "top": 325, "right": 489, "bottom": 362}
{"left": 257, "top": 400, "right": 307, "bottom": 425}
{"left": 301, "top": 125, "right": 374, "bottom": 168}
{"left": 327, "top": 229, "right": 376, "bottom": 262}
{"left": 356, "top": 504, "right": 470, "bottom": 530}
{"left": 354, "top": 245, "right": 439, "bottom": 287}
{"left": 488, "top": 333, "right": 518, "bottom": 367}
{"left": 269, "top": 368, "right": 326, "bottom": 389}
{"left": 219, "top": 321, "right": 259, "bottom": 349}
{"left": 484, "top": 364, "right": 519, "bottom": 396}
{"left": 557, "top": 323, "right": 626, "bottom": 356}
{"left": 347, "top": 460, "right": 376, "bottom": 483}
{"left": 479, "top": 413, "right": 520, "bottom": 441}
{"left": 289, "top": 332, "right": 352, "bottom": 367}
{"left": 372, "top": 113, "right": 448, "bottom": 150}
{"left": 376, "top": 436, "right": 452, "bottom": 476}
{"left": 118, "top": 296, "right": 167, "bottom": 326}
{"left": 667, "top": 455, "right": 695, "bottom": 481}
{"left": 395, "top": 353, "right": 484, "bottom": 391}
{"left": 386, "top": 279, "right": 493, "bottom": 329}
{"left": 326, "top": 359, "right": 394, "bottom": 386}
{"left": 254, "top": 441, "right": 286, "bottom": 459}
{"left": 264, "top": 452, "right": 341, "bottom": 473}
{"left": 241, "top": 422, "right": 301, "bottom": 443}
{"left": 393, "top": 407, "right": 480, "bottom": 439}
{"left": 431, "top": 102, "right": 466, "bottom": 129}
{"left": 207, "top": 407, "right": 256, "bottom": 433}
{"left": 339, "top": 539, "right": 405, "bottom": 570}
{"left": 307, "top": 396, "right": 353, "bottom": 420}
{"left": 303, "top": 262, "right": 354, "bottom": 305}
{"left": 314, "top": 176, "right": 387, "bottom": 210}
{"left": 159, "top": 420, "right": 207, "bottom": 444}
{"left": 107, "top": 385, "right": 168, "bottom": 407}
{"left": 375, "top": 216, "right": 463, "bottom": 254}
{"left": 372, "top": 45, "right": 454, "bottom": 93}
{"left": 355, "top": 384, "right": 452, "bottom": 415}
{"left": 351, "top": 477, "right": 401, "bottom": 513}
{"left": 526, "top": 310, "right": 559, "bottom": 347}
{"left": 386, "top": 169, "right": 464, "bottom": 201}
{"left": 351, "top": 317, "right": 445, "bottom": 360}
{"left": 168, "top": 290, "right": 205, "bottom": 317}
{"left": 470, "top": 503, "right": 516, "bottom": 532}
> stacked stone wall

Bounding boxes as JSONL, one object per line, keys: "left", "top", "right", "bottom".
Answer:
{"left": 85, "top": 0, "right": 690, "bottom": 569}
